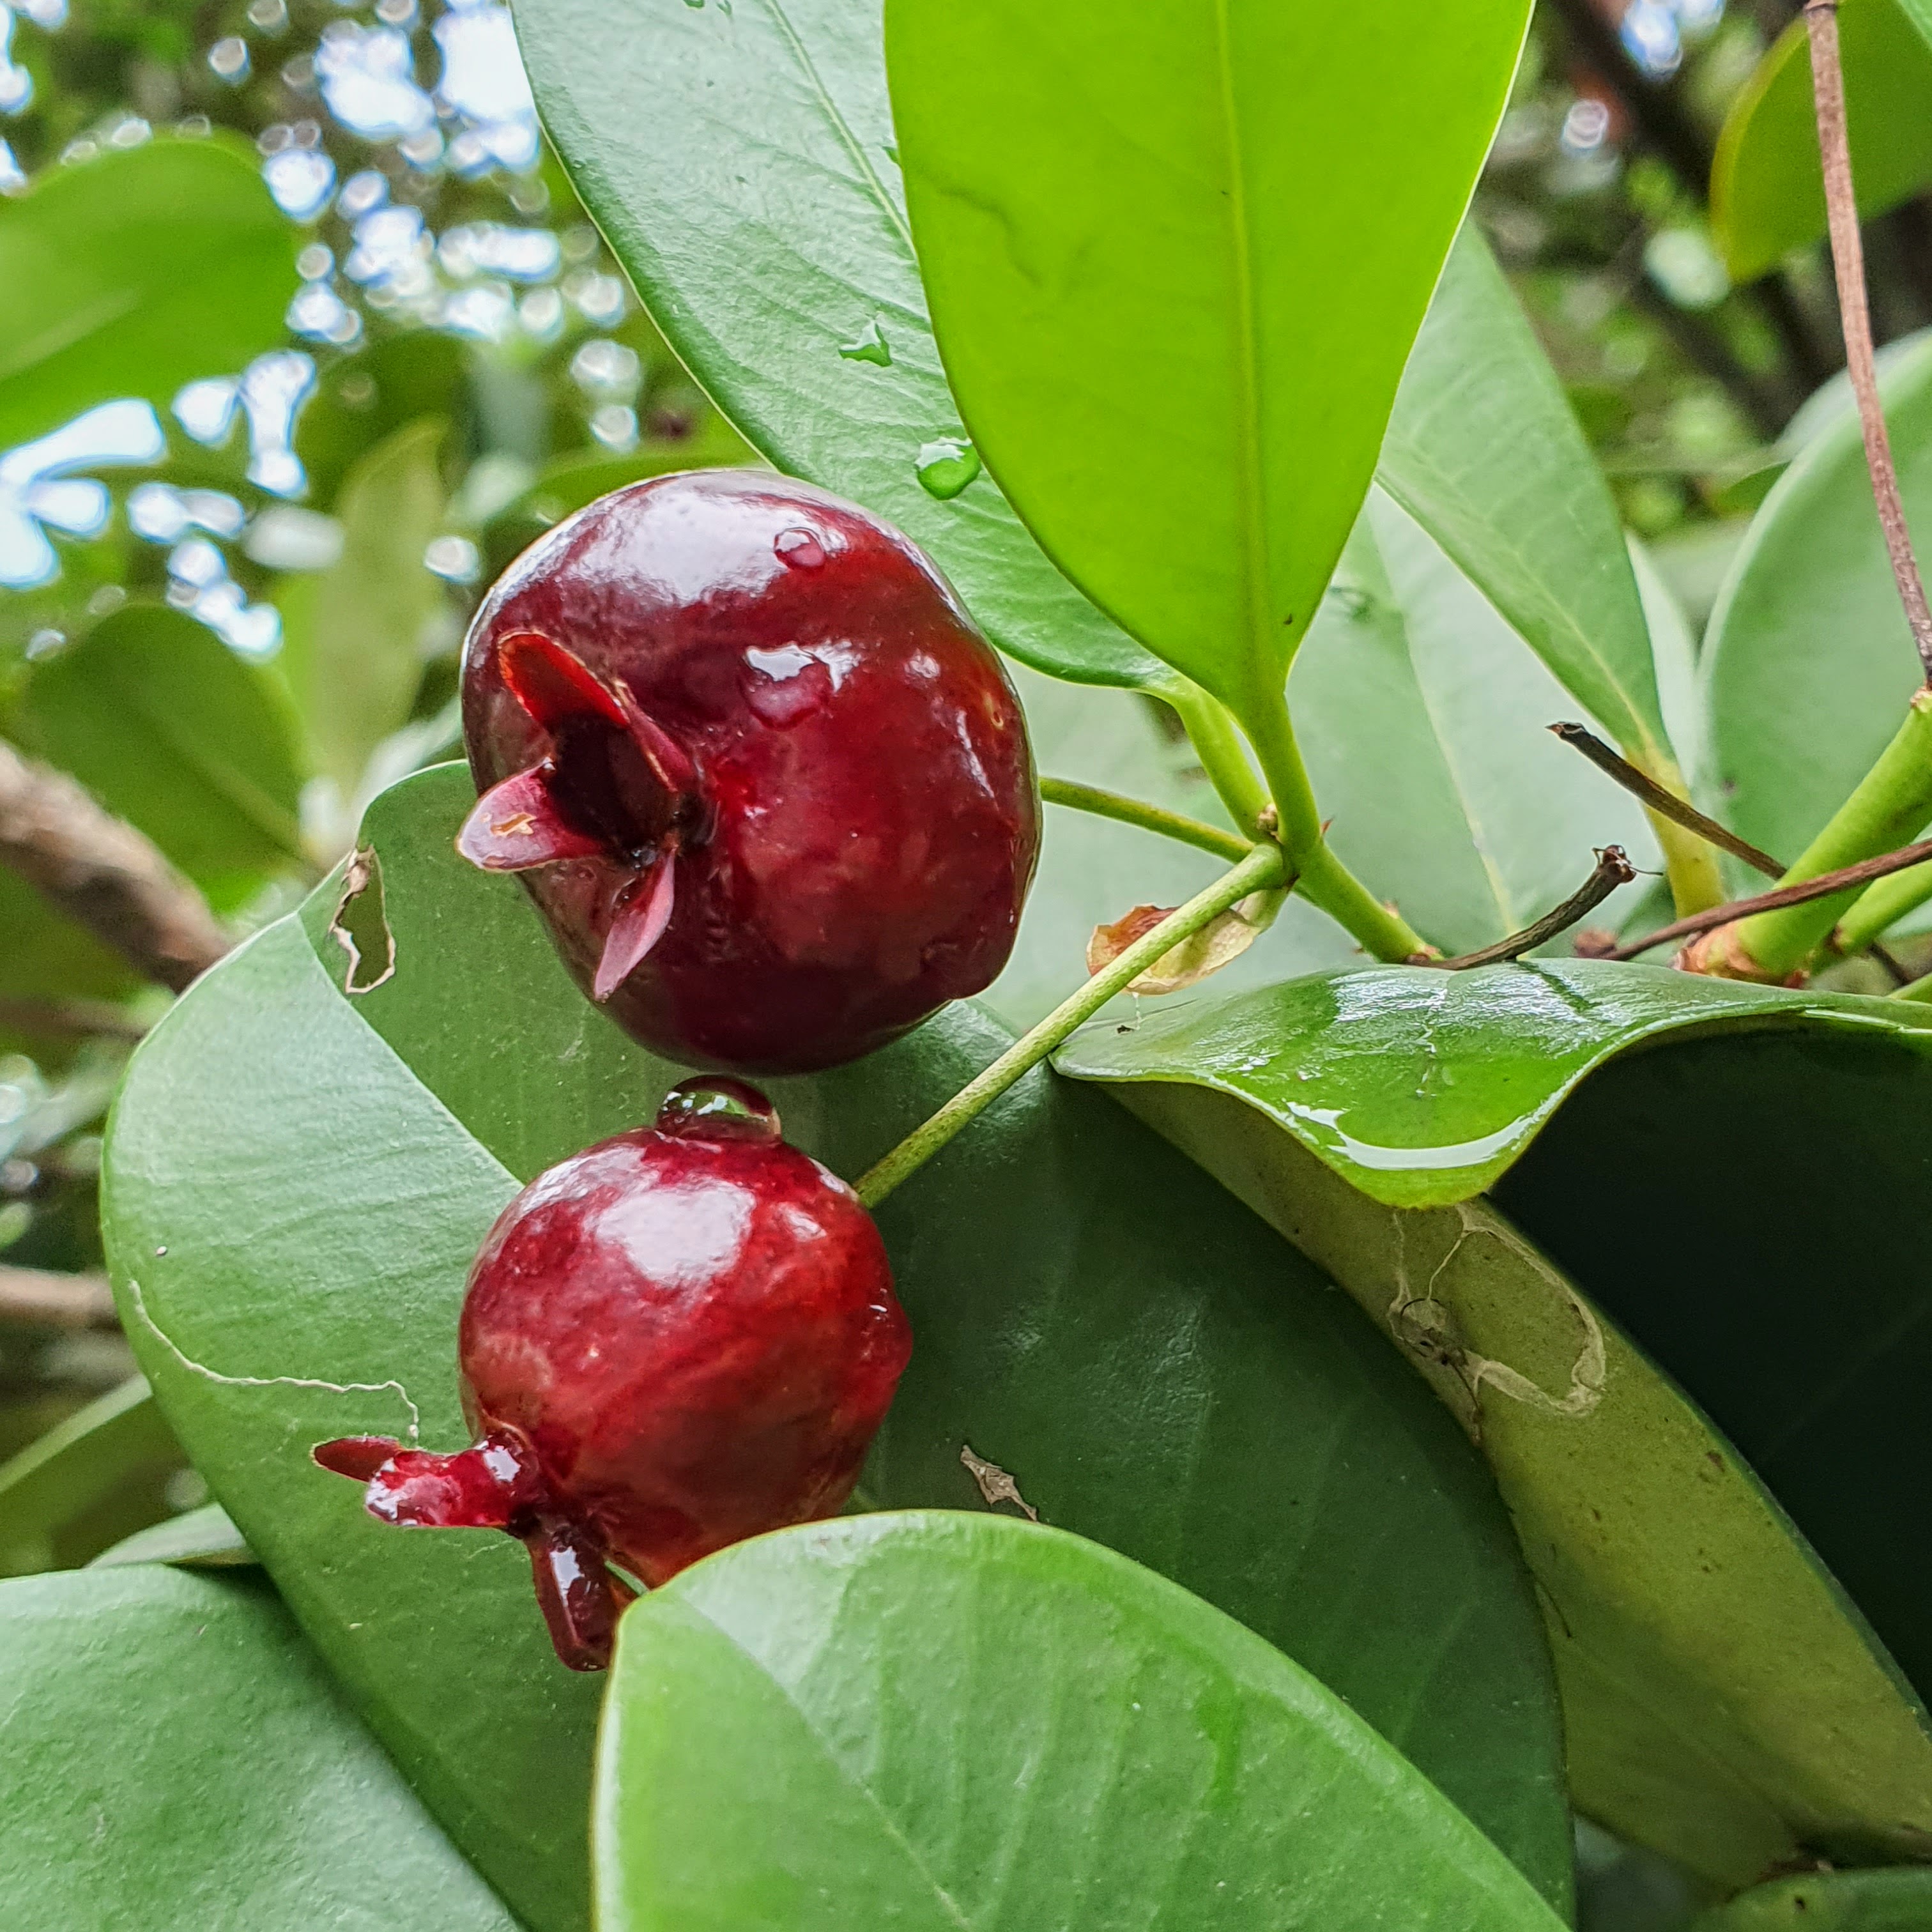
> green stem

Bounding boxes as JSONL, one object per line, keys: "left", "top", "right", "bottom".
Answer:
{"left": 1164, "top": 682, "right": 1271, "bottom": 835}
{"left": 1240, "top": 689, "right": 1427, "bottom": 962}
{"left": 1039, "top": 776, "right": 1251, "bottom": 863}
{"left": 1832, "top": 855, "right": 1932, "bottom": 958}
{"left": 1736, "top": 690, "right": 1932, "bottom": 978}
{"left": 854, "top": 841, "right": 1287, "bottom": 1209}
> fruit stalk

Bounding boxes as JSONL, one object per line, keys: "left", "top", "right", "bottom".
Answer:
{"left": 1038, "top": 776, "right": 1251, "bottom": 862}
{"left": 854, "top": 839, "right": 1289, "bottom": 1208}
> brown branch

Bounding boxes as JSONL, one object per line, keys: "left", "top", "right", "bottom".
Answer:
{"left": 0, "top": 997, "right": 148, "bottom": 1043}
{"left": 0, "top": 1265, "right": 117, "bottom": 1330}
{"left": 1438, "top": 847, "right": 1638, "bottom": 969}
{"left": 1548, "top": 723, "right": 1786, "bottom": 876}
{"left": 1805, "top": 1, "right": 1932, "bottom": 684}
{"left": 0, "top": 739, "right": 227, "bottom": 993}
{"left": 1604, "top": 836, "right": 1932, "bottom": 960}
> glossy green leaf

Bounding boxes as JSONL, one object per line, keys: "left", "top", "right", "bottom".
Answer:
{"left": 1379, "top": 227, "right": 1673, "bottom": 774}
{"left": 1059, "top": 960, "right": 1932, "bottom": 1207}
{"left": 1705, "top": 335, "right": 1932, "bottom": 881}
{"left": 0, "top": 139, "right": 297, "bottom": 452}
{"left": 510, "top": 0, "right": 1169, "bottom": 691}
{"left": 278, "top": 418, "right": 448, "bottom": 797}
{"left": 0, "top": 1376, "right": 183, "bottom": 1577}
{"left": 18, "top": 606, "right": 308, "bottom": 908}
{"left": 597, "top": 1514, "right": 1565, "bottom": 1932}
{"left": 1713, "top": 0, "right": 1932, "bottom": 285}
{"left": 102, "top": 763, "right": 1572, "bottom": 1928}
{"left": 1291, "top": 493, "right": 1657, "bottom": 958}
{"left": 1060, "top": 963, "right": 1932, "bottom": 1880}
{"left": 89, "top": 1499, "right": 252, "bottom": 1569}
{"left": 1695, "top": 1868, "right": 1932, "bottom": 1929}
{"left": 0, "top": 1564, "right": 516, "bottom": 1931}
{"left": 885, "top": 0, "right": 1531, "bottom": 716}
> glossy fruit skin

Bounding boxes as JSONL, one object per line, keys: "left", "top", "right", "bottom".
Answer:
{"left": 460, "top": 468, "right": 1039, "bottom": 1074}
{"left": 314, "top": 1080, "right": 911, "bottom": 1670}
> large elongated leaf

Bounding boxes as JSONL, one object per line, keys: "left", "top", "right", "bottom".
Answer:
{"left": 0, "top": 1376, "right": 181, "bottom": 1576}
{"left": 278, "top": 417, "right": 447, "bottom": 797}
{"left": 19, "top": 605, "right": 309, "bottom": 909}
{"left": 102, "top": 763, "right": 1572, "bottom": 1929}
{"left": 1379, "top": 227, "right": 1673, "bottom": 774}
{"left": 0, "top": 139, "right": 297, "bottom": 452}
{"left": 1291, "top": 492, "right": 1655, "bottom": 958}
{"left": 1713, "top": 0, "right": 1932, "bottom": 284}
{"left": 0, "top": 1565, "right": 517, "bottom": 1931}
{"left": 1704, "top": 335, "right": 1932, "bottom": 878}
{"left": 511, "top": 0, "right": 1168, "bottom": 691}
{"left": 597, "top": 1514, "right": 1566, "bottom": 1931}
{"left": 885, "top": 0, "right": 1531, "bottom": 717}
{"left": 1059, "top": 963, "right": 1932, "bottom": 1882}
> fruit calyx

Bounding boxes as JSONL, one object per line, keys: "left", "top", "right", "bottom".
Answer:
{"left": 456, "top": 629, "right": 703, "bottom": 1001}
{"left": 312, "top": 1425, "right": 631, "bottom": 1671}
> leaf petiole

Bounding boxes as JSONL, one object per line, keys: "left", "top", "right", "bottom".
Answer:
{"left": 1039, "top": 776, "right": 1251, "bottom": 863}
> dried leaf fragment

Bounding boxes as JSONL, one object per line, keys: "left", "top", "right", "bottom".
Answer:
{"left": 1086, "top": 895, "right": 1267, "bottom": 995}
{"left": 960, "top": 1443, "right": 1039, "bottom": 1521}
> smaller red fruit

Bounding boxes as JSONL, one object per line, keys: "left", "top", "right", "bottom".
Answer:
{"left": 314, "top": 1078, "right": 910, "bottom": 1670}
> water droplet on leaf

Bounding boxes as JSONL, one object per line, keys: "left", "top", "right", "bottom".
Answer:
{"left": 916, "top": 437, "right": 980, "bottom": 500}
{"left": 838, "top": 319, "right": 891, "bottom": 367}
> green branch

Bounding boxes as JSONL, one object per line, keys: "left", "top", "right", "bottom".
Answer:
{"left": 854, "top": 841, "right": 1287, "bottom": 1209}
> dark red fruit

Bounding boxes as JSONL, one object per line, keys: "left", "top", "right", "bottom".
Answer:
{"left": 458, "top": 469, "right": 1039, "bottom": 1074}
{"left": 314, "top": 1078, "right": 911, "bottom": 1671}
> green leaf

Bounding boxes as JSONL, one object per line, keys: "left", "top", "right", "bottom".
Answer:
{"left": 597, "top": 1513, "right": 1566, "bottom": 1932}
{"left": 1905, "top": 0, "right": 1932, "bottom": 50}
{"left": 0, "top": 1377, "right": 183, "bottom": 1576}
{"left": 1713, "top": 0, "right": 1932, "bottom": 285}
{"left": 1378, "top": 227, "right": 1674, "bottom": 773}
{"left": 1694, "top": 1867, "right": 1932, "bottom": 1929}
{"left": 295, "top": 334, "right": 471, "bottom": 510}
{"left": 89, "top": 1500, "right": 253, "bottom": 1570}
{"left": 0, "top": 138, "right": 298, "bottom": 452}
{"left": 509, "top": 0, "right": 1170, "bottom": 691}
{"left": 278, "top": 417, "right": 448, "bottom": 797}
{"left": 884, "top": 0, "right": 1531, "bottom": 718}
{"left": 1059, "top": 964, "right": 1932, "bottom": 1881}
{"left": 102, "top": 763, "right": 1573, "bottom": 1929}
{"left": 1290, "top": 493, "right": 1658, "bottom": 958}
{"left": 0, "top": 871, "right": 139, "bottom": 1058}
{"left": 18, "top": 606, "right": 309, "bottom": 909}
{"left": 1705, "top": 335, "right": 1932, "bottom": 880}
{"left": 0, "top": 1564, "right": 517, "bottom": 1931}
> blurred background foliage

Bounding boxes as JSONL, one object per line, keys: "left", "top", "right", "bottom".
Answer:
{"left": 0, "top": 4, "right": 1918, "bottom": 1917}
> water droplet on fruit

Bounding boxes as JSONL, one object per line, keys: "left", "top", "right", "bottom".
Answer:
{"left": 657, "top": 1077, "right": 782, "bottom": 1143}
{"left": 774, "top": 526, "right": 826, "bottom": 569}
{"left": 838, "top": 319, "right": 892, "bottom": 367}
{"left": 743, "top": 644, "right": 834, "bottom": 726}
{"left": 916, "top": 437, "right": 981, "bottom": 500}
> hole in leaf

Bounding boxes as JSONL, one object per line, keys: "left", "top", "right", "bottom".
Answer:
{"left": 328, "top": 847, "right": 396, "bottom": 995}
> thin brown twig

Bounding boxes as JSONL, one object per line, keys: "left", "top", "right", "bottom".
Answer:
{"left": 1604, "top": 836, "right": 1932, "bottom": 960}
{"left": 1805, "top": 1, "right": 1932, "bottom": 684}
{"left": 0, "top": 739, "right": 228, "bottom": 993}
{"left": 0, "top": 1265, "right": 117, "bottom": 1330}
{"left": 1437, "top": 847, "right": 1637, "bottom": 969}
{"left": 1548, "top": 723, "right": 1786, "bottom": 877}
